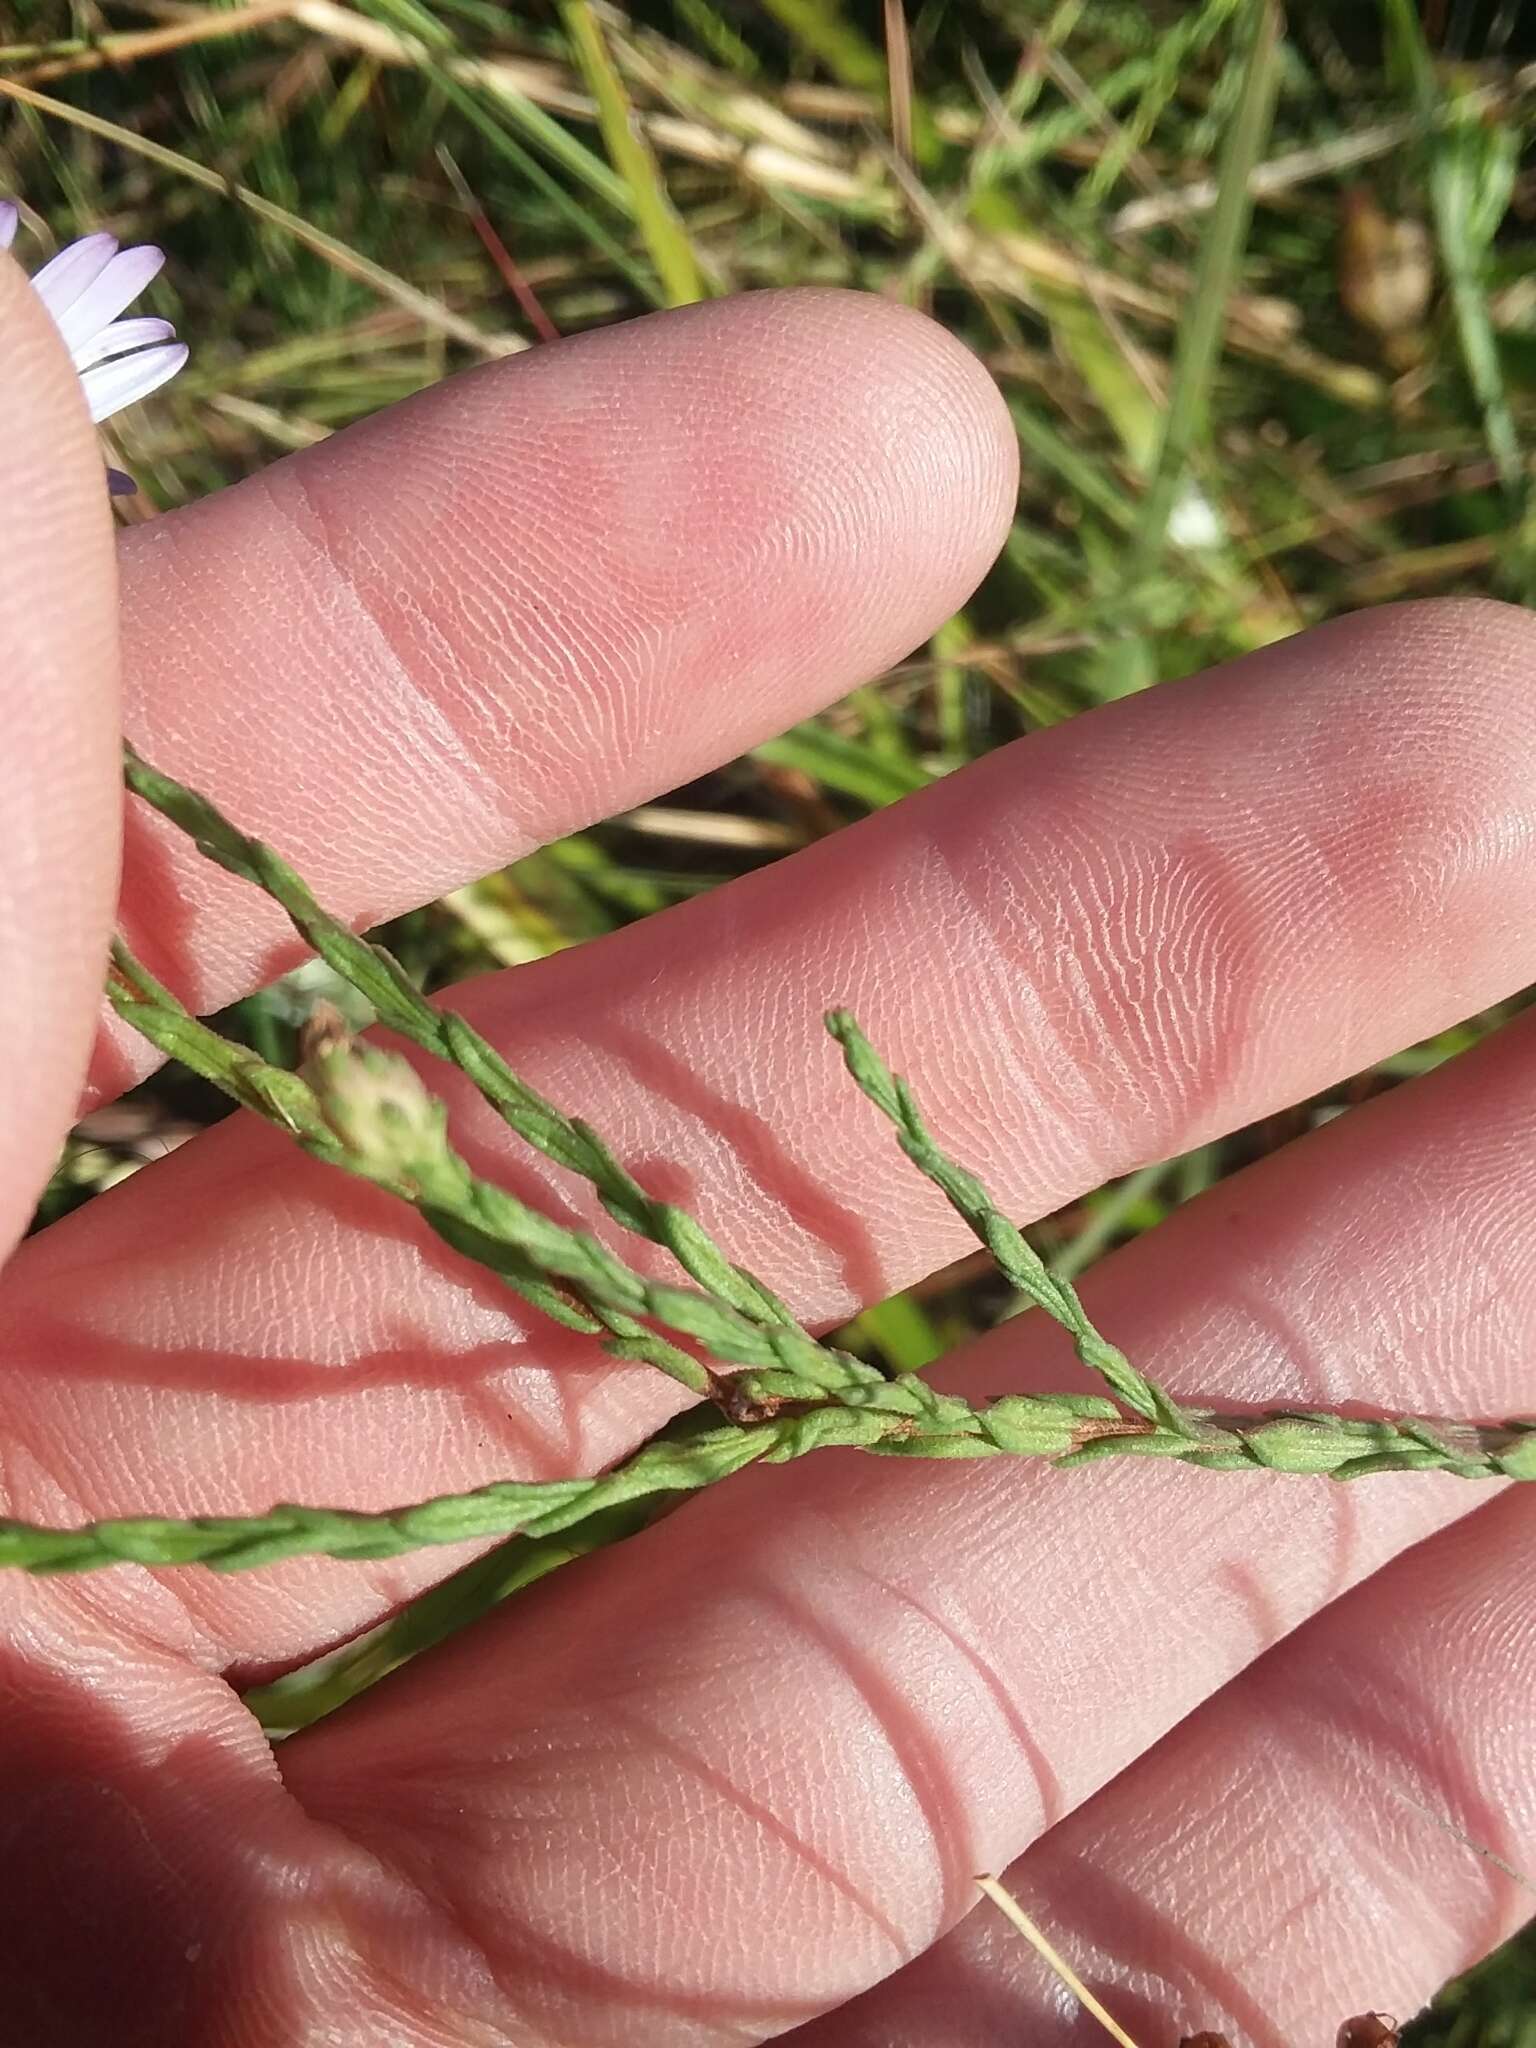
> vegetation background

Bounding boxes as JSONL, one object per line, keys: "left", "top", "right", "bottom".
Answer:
{"left": 2, "top": 0, "right": 1534, "bottom": 2032}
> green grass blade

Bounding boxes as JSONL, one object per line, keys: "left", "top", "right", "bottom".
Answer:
{"left": 343, "top": 0, "right": 659, "bottom": 302}
{"left": 427, "top": 62, "right": 659, "bottom": 301}
{"left": 0, "top": 75, "right": 519, "bottom": 358}
{"left": 561, "top": 0, "right": 706, "bottom": 306}
{"left": 845, "top": 1289, "right": 946, "bottom": 1373}
{"left": 1383, "top": 0, "right": 1523, "bottom": 509}
{"left": 756, "top": 0, "right": 887, "bottom": 94}
{"left": 355, "top": 0, "right": 631, "bottom": 213}
{"left": 755, "top": 723, "right": 936, "bottom": 809}
{"left": 1124, "top": 0, "right": 1282, "bottom": 585}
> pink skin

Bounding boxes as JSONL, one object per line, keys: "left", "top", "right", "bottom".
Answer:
{"left": 0, "top": 257, "right": 120, "bottom": 1255}
{"left": 788, "top": 1484, "right": 1536, "bottom": 2048}
{"left": 0, "top": 252, "right": 1531, "bottom": 2043}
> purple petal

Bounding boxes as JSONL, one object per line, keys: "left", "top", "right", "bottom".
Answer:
{"left": 71, "top": 315, "right": 177, "bottom": 371}
{"left": 0, "top": 203, "right": 17, "bottom": 253}
{"left": 106, "top": 468, "right": 138, "bottom": 498}
{"left": 52, "top": 242, "right": 165, "bottom": 353}
{"left": 79, "top": 339, "right": 187, "bottom": 423}
{"left": 28, "top": 232, "right": 117, "bottom": 321}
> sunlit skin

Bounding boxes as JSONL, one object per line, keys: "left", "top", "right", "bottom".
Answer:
{"left": 1, "top": 255, "right": 1533, "bottom": 2046}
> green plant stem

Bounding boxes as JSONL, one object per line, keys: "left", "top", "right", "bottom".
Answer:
{"left": 60, "top": 744, "right": 1529, "bottom": 1592}
{"left": 244, "top": 1498, "right": 661, "bottom": 1732}
{"left": 121, "top": 744, "right": 813, "bottom": 1344}
{"left": 2, "top": 1392, "right": 1530, "bottom": 1577}
{"left": 825, "top": 1009, "right": 1183, "bottom": 1428}
{"left": 107, "top": 940, "right": 876, "bottom": 1403}
{"left": 561, "top": 0, "right": 705, "bottom": 306}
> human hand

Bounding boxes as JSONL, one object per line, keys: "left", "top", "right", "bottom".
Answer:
{"left": 1, "top": 258, "right": 1532, "bottom": 2045}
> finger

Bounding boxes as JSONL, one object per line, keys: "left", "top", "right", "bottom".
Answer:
{"left": 273, "top": 1003, "right": 1536, "bottom": 2046}
{"left": 5, "top": 598, "right": 1536, "bottom": 1677}
{"left": 0, "top": 252, "right": 120, "bottom": 1254}
{"left": 790, "top": 1484, "right": 1536, "bottom": 2046}
{"left": 100, "top": 287, "right": 1017, "bottom": 1098}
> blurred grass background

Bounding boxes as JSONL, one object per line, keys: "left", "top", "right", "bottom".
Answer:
{"left": 6, "top": 4, "right": 1536, "bottom": 2012}
{"left": 6, "top": 0, "right": 1535, "bottom": 1353}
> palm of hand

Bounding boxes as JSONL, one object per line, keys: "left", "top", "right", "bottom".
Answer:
{"left": 1, "top": 259, "right": 1532, "bottom": 2046}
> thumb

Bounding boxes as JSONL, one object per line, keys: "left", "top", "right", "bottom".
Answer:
{"left": 0, "top": 241, "right": 122, "bottom": 1259}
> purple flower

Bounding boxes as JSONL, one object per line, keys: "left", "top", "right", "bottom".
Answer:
{"left": 1, "top": 200, "right": 187, "bottom": 488}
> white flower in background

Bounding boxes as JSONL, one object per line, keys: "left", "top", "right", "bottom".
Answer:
{"left": 1, "top": 199, "right": 187, "bottom": 494}
{"left": 1167, "top": 480, "right": 1225, "bottom": 551}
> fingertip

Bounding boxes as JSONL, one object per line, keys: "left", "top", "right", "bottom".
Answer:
{"left": 740, "top": 283, "right": 1020, "bottom": 523}
{"left": 1368, "top": 590, "right": 1536, "bottom": 655}
{"left": 281, "top": 284, "right": 1021, "bottom": 709}
{"left": 659, "top": 286, "right": 1021, "bottom": 644}
{"left": 592, "top": 285, "right": 1020, "bottom": 724}
{"left": 1280, "top": 592, "right": 1536, "bottom": 717}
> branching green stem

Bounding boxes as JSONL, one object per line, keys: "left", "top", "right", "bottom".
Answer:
{"left": 825, "top": 1009, "right": 1187, "bottom": 1428}
{"left": 0, "top": 742, "right": 1503, "bottom": 1582}
{"left": 108, "top": 941, "right": 873, "bottom": 1403}
{"left": 122, "top": 744, "right": 811, "bottom": 1339}
{"left": 0, "top": 1384, "right": 1529, "bottom": 1576}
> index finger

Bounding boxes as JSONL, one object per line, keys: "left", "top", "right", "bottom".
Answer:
{"left": 103, "top": 288, "right": 1017, "bottom": 1099}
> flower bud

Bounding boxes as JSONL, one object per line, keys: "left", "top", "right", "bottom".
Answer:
{"left": 306, "top": 1041, "right": 447, "bottom": 1183}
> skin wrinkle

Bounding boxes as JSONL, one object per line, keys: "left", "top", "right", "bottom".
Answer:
{"left": 299, "top": 1564, "right": 937, "bottom": 2021}
{"left": 11, "top": 1482, "right": 227, "bottom": 1678}
{"left": 896, "top": 826, "right": 1082, "bottom": 1198}
{"left": 793, "top": 1493, "right": 1536, "bottom": 2048}
{"left": 1037, "top": 832, "right": 1248, "bottom": 1151}
{"left": 739, "top": 1574, "right": 987, "bottom": 1945}
{"left": 1269, "top": 1712, "right": 1507, "bottom": 1966}
{"left": 313, "top": 1717, "right": 828, "bottom": 2045}
{"left": 1032, "top": 1853, "right": 1298, "bottom": 2048}
{"left": 0, "top": 1224, "right": 638, "bottom": 1679}
{"left": 606, "top": 1706, "right": 912, "bottom": 1956}
{"left": 252, "top": 457, "right": 505, "bottom": 845}
{"left": 292, "top": 1792, "right": 520, "bottom": 2041}
{"left": 912, "top": 689, "right": 1332, "bottom": 1176}
{"left": 580, "top": 1013, "right": 891, "bottom": 1308}
{"left": 854, "top": 1570, "right": 1068, "bottom": 1832}
{"left": 1302, "top": 1630, "right": 1536, "bottom": 1900}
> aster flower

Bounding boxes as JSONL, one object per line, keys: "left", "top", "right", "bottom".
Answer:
{"left": 1, "top": 199, "right": 187, "bottom": 495}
